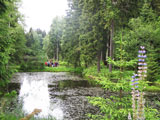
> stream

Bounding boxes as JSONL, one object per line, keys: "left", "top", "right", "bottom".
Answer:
{"left": 10, "top": 72, "right": 105, "bottom": 120}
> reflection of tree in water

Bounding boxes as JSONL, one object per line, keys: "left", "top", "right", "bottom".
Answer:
{"left": 58, "top": 80, "right": 92, "bottom": 89}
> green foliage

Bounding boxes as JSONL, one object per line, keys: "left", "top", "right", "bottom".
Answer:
{"left": 145, "top": 85, "right": 160, "bottom": 92}
{"left": 19, "top": 56, "right": 45, "bottom": 72}
{"left": 43, "top": 17, "right": 64, "bottom": 60}
{"left": 0, "top": 0, "right": 26, "bottom": 98}
{"left": 10, "top": 24, "right": 27, "bottom": 64}
{"left": 121, "top": 10, "right": 160, "bottom": 82}
{"left": 84, "top": 59, "right": 159, "bottom": 119}
{"left": 84, "top": 67, "right": 133, "bottom": 119}
{"left": 25, "top": 28, "right": 46, "bottom": 56}
{"left": 87, "top": 96, "right": 131, "bottom": 120}
{"left": 144, "top": 107, "right": 160, "bottom": 120}
{"left": 84, "top": 32, "right": 160, "bottom": 119}
{"left": 147, "top": 48, "right": 160, "bottom": 82}
{"left": 0, "top": 96, "right": 56, "bottom": 120}
{"left": 83, "top": 37, "right": 135, "bottom": 119}
{"left": 0, "top": 0, "right": 160, "bottom": 119}
{"left": 55, "top": 0, "right": 148, "bottom": 71}
{"left": 33, "top": 61, "right": 83, "bottom": 74}
{"left": 20, "top": 28, "right": 47, "bottom": 72}
{"left": 61, "top": 0, "right": 82, "bottom": 67}
{"left": 79, "top": 0, "right": 109, "bottom": 68}
{"left": 0, "top": 91, "right": 17, "bottom": 119}
{"left": 140, "top": 0, "right": 157, "bottom": 22}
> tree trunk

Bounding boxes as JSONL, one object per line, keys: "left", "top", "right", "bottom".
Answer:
{"left": 97, "top": 50, "right": 101, "bottom": 72}
{"left": 102, "top": 44, "right": 107, "bottom": 66}
{"left": 85, "top": 62, "right": 88, "bottom": 68}
{"left": 54, "top": 54, "right": 56, "bottom": 60}
{"left": 109, "top": 20, "right": 114, "bottom": 72}
{"left": 57, "top": 39, "right": 59, "bottom": 61}
{"left": 107, "top": 36, "right": 110, "bottom": 68}
{"left": 119, "top": 88, "right": 122, "bottom": 108}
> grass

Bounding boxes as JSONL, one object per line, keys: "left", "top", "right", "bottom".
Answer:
{"left": 145, "top": 81, "right": 160, "bottom": 92}
{"left": 83, "top": 65, "right": 160, "bottom": 92}
{"left": 83, "top": 65, "right": 134, "bottom": 80}
{"left": 18, "top": 61, "right": 83, "bottom": 74}
{"left": 1, "top": 113, "right": 56, "bottom": 120}
{"left": 145, "top": 85, "right": 160, "bottom": 92}
{"left": 35, "top": 66, "right": 83, "bottom": 74}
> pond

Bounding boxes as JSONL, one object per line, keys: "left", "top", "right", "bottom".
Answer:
{"left": 10, "top": 72, "right": 105, "bottom": 120}
{"left": 10, "top": 72, "right": 160, "bottom": 120}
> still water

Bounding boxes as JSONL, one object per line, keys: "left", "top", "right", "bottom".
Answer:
{"left": 11, "top": 72, "right": 104, "bottom": 120}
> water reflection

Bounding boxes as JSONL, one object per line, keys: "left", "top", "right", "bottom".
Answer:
{"left": 10, "top": 72, "right": 160, "bottom": 120}
{"left": 12, "top": 72, "right": 104, "bottom": 120}
{"left": 19, "top": 75, "right": 63, "bottom": 119}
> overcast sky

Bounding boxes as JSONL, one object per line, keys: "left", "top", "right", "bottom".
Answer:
{"left": 19, "top": 0, "right": 68, "bottom": 32}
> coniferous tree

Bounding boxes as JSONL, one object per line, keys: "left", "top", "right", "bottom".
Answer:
{"left": 48, "top": 17, "right": 64, "bottom": 61}
{"left": 61, "top": 0, "right": 82, "bottom": 67}
{"left": 0, "top": 0, "right": 26, "bottom": 96}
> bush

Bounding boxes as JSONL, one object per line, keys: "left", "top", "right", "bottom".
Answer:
{"left": 19, "top": 56, "right": 45, "bottom": 72}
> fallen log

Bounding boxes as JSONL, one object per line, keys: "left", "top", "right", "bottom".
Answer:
{"left": 20, "top": 109, "right": 42, "bottom": 120}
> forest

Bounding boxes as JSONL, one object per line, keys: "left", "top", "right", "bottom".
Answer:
{"left": 0, "top": 0, "right": 160, "bottom": 119}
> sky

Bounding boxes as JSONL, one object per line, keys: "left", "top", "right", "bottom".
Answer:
{"left": 19, "top": 0, "right": 68, "bottom": 32}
